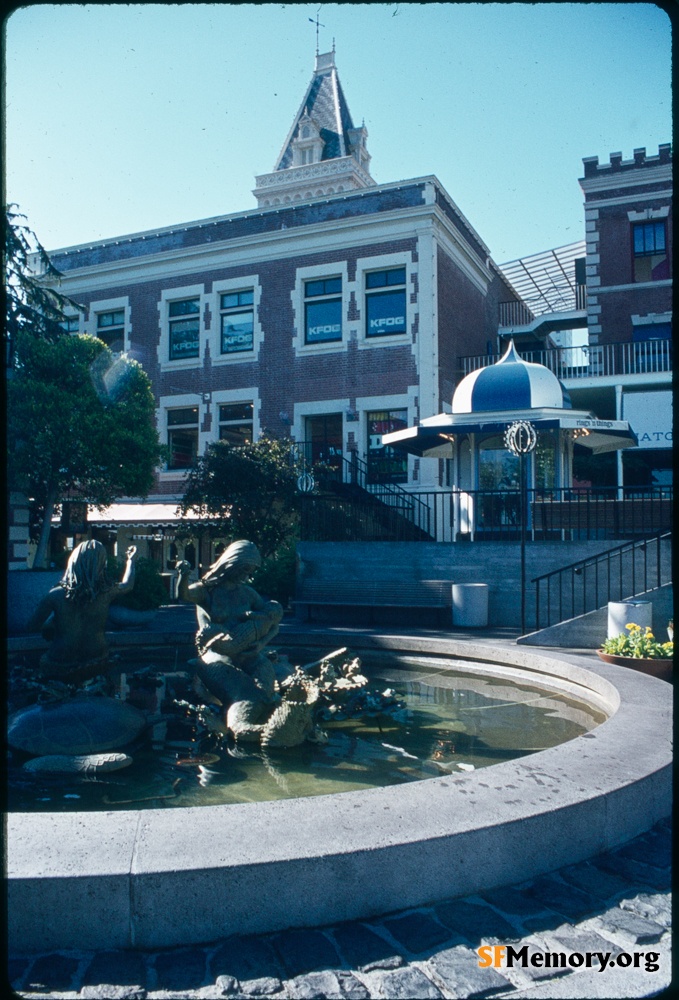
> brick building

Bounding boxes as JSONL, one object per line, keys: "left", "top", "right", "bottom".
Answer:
{"left": 462, "top": 143, "right": 673, "bottom": 494}
{"left": 580, "top": 144, "right": 673, "bottom": 490}
{"left": 38, "top": 49, "right": 524, "bottom": 571}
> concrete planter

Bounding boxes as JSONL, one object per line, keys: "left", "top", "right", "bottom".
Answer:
{"left": 597, "top": 650, "right": 673, "bottom": 683}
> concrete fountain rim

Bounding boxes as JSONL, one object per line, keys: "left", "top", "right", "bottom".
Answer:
{"left": 7, "top": 632, "right": 672, "bottom": 953}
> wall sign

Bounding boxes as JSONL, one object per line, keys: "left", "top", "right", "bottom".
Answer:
{"left": 623, "top": 391, "right": 673, "bottom": 449}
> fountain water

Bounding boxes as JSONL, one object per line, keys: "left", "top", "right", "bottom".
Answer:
{"left": 7, "top": 626, "right": 671, "bottom": 953}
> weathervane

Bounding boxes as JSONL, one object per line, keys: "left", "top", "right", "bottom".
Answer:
{"left": 309, "top": 7, "right": 325, "bottom": 55}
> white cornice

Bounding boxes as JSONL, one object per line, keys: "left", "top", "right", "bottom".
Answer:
{"left": 431, "top": 215, "right": 491, "bottom": 293}
{"left": 50, "top": 193, "right": 494, "bottom": 296}
{"left": 582, "top": 189, "right": 673, "bottom": 210}
{"left": 579, "top": 164, "right": 672, "bottom": 193}
{"left": 46, "top": 175, "right": 448, "bottom": 256}
{"left": 52, "top": 206, "right": 437, "bottom": 293}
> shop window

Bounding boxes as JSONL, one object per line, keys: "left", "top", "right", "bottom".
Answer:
{"left": 306, "top": 413, "right": 343, "bottom": 476}
{"left": 365, "top": 268, "right": 407, "bottom": 338}
{"left": 632, "top": 221, "right": 669, "bottom": 282}
{"left": 220, "top": 290, "right": 254, "bottom": 354}
{"left": 304, "top": 277, "right": 342, "bottom": 344}
{"left": 167, "top": 406, "right": 199, "bottom": 469}
{"left": 218, "top": 402, "right": 253, "bottom": 445}
{"left": 535, "top": 431, "right": 557, "bottom": 492}
{"left": 367, "top": 409, "right": 408, "bottom": 483}
{"left": 169, "top": 298, "right": 200, "bottom": 360}
{"left": 478, "top": 435, "right": 519, "bottom": 491}
{"left": 96, "top": 309, "right": 125, "bottom": 352}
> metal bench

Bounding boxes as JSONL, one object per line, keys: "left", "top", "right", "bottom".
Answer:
{"left": 293, "top": 579, "right": 453, "bottom": 625}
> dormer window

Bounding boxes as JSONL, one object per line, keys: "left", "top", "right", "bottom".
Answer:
{"left": 292, "top": 116, "right": 324, "bottom": 167}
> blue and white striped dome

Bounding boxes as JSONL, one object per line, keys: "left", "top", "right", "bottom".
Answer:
{"left": 452, "top": 340, "right": 572, "bottom": 414}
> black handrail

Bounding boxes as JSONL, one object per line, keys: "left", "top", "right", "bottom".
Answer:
{"left": 533, "top": 531, "right": 672, "bottom": 630}
{"left": 291, "top": 442, "right": 433, "bottom": 538}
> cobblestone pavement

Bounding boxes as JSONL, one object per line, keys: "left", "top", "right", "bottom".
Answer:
{"left": 9, "top": 817, "right": 671, "bottom": 999}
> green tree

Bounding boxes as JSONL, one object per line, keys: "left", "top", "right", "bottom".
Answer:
{"left": 179, "top": 437, "right": 307, "bottom": 558}
{"left": 4, "top": 204, "right": 81, "bottom": 365}
{"left": 8, "top": 332, "right": 165, "bottom": 567}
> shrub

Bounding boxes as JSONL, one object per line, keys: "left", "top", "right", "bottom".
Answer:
{"left": 251, "top": 539, "right": 297, "bottom": 608}
{"left": 108, "top": 555, "right": 167, "bottom": 611}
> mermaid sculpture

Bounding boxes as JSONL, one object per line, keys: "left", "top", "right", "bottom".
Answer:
{"left": 177, "top": 540, "right": 286, "bottom": 740}
{"left": 26, "top": 539, "right": 137, "bottom": 681}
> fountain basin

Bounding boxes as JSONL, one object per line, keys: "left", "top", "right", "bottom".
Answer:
{"left": 7, "top": 632, "right": 671, "bottom": 953}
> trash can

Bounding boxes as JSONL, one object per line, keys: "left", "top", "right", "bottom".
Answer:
{"left": 607, "top": 600, "right": 652, "bottom": 639}
{"left": 452, "top": 583, "right": 489, "bottom": 627}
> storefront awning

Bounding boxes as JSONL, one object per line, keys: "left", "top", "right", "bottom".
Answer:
{"left": 86, "top": 502, "right": 199, "bottom": 526}
{"left": 382, "top": 408, "right": 638, "bottom": 457}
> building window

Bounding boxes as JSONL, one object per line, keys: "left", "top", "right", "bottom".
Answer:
{"left": 305, "top": 277, "right": 342, "bottom": 344}
{"left": 60, "top": 316, "right": 80, "bottom": 333}
{"left": 169, "top": 299, "right": 200, "bottom": 360}
{"left": 220, "top": 291, "right": 254, "bottom": 354}
{"left": 167, "top": 406, "right": 199, "bottom": 469}
{"left": 367, "top": 409, "right": 408, "bottom": 484}
{"left": 365, "top": 268, "right": 407, "bottom": 337}
{"left": 96, "top": 309, "right": 125, "bottom": 352}
{"left": 218, "top": 403, "right": 253, "bottom": 445}
{"left": 632, "top": 222, "right": 668, "bottom": 282}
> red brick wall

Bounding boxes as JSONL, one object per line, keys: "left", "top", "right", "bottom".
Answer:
{"left": 436, "top": 248, "right": 509, "bottom": 404}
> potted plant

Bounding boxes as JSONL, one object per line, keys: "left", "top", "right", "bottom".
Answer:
{"left": 598, "top": 623, "right": 673, "bottom": 682}
{"left": 107, "top": 556, "right": 167, "bottom": 627}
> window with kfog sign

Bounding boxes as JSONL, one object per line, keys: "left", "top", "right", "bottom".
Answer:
{"left": 221, "top": 290, "right": 254, "bottom": 354}
{"left": 169, "top": 298, "right": 200, "bottom": 360}
{"left": 305, "top": 277, "right": 342, "bottom": 344}
{"left": 365, "top": 268, "right": 406, "bottom": 338}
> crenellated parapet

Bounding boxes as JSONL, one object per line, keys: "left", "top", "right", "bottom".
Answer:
{"left": 582, "top": 144, "right": 671, "bottom": 178}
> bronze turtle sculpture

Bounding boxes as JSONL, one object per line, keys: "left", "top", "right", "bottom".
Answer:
{"left": 8, "top": 695, "right": 147, "bottom": 774}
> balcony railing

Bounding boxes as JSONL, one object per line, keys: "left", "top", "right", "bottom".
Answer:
{"left": 300, "top": 486, "right": 672, "bottom": 544}
{"left": 461, "top": 339, "right": 673, "bottom": 380}
{"left": 499, "top": 285, "right": 587, "bottom": 328}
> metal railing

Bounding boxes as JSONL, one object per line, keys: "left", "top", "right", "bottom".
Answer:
{"left": 291, "top": 443, "right": 434, "bottom": 539}
{"left": 461, "top": 338, "right": 673, "bottom": 380}
{"left": 533, "top": 531, "right": 672, "bottom": 630}
{"left": 300, "top": 485, "right": 672, "bottom": 544}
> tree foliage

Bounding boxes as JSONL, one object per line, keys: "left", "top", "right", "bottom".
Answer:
{"left": 179, "top": 437, "right": 306, "bottom": 557}
{"left": 8, "top": 333, "right": 165, "bottom": 566}
{"left": 4, "top": 204, "right": 81, "bottom": 364}
{"left": 5, "top": 206, "right": 165, "bottom": 567}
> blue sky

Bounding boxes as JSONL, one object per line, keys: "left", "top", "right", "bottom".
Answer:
{"left": 4, "top": 3, "right": 672, "bottom": 263}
